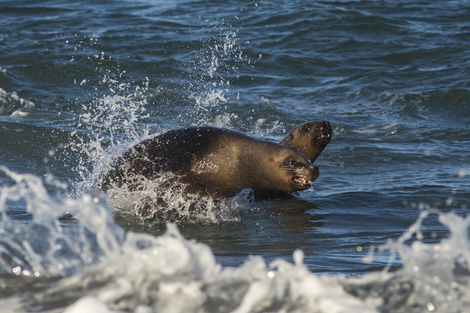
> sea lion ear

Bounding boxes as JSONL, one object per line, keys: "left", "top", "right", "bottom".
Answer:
{"left": 269, "top": 157, "right": 275, "bottom": 162}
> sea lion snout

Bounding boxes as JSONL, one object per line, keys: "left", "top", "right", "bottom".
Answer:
{"left": 292, "top": 164, "right": 319, "bottom": 190}
{"left": 304, "top": 164, "right": 319, "bottom": 182}
{"left": 311, "top": 165, "right": 319, "bottom": 181}
{"left": 314, "top": 121, "right": 332, "bottom": 140}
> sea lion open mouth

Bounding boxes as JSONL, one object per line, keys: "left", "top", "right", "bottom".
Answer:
{"left": 292, "top": 176, "right": 311, "bottom": 187}
{"left": 290, "top": 165, "right": 319, "bottom": 190}
{"left": 316, "top": 132, "right": 331, "bottom": 140}
{"left": 313, "top": 122, "right": 332, "bottom": 142}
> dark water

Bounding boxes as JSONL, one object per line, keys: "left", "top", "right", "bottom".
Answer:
{"left": 1, "top": 0, "right": 470, "bottom": 312}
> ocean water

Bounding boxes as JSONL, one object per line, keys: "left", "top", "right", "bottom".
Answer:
{"left": 1, "top": 0, "right": 469, "bottom": 312}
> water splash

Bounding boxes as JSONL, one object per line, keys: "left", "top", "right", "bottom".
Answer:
{"left": 349, "top": 209, "right": 470, "bottom": 312}
{"left": 106, "top": 174, "right": 248, "bottom": 224}
{"left": 0, "top": 167, "right": 124, "bottom": 277}
{"left": 69, "top": 76, "right": 151, "bottom": 195}
{"left": 57, "top": 18, "right": 283, "bottom": 227}
{"left": 182, "top": 16, "right": 252, "bottom": 127}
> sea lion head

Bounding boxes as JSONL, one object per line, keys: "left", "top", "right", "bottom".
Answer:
{"left": 269, "top": 148, "right": 319, "bottom": 193}
{"left": 281, "top": 121, "right": 332, "bottom": 163}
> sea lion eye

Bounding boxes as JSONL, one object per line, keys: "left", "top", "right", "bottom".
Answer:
{"left": 284, "top": 159, "right": 298, "bottom": 167}
{"left": 302, "top": 125, "right": 311, "bottom": 132}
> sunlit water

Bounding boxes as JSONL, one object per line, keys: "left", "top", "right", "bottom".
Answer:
{"left": 1, "top": 1, "right": 469, "bottom": 312}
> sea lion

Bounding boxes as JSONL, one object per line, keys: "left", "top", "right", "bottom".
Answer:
{"left": 280, "top": 121, "right": 332, "bottom": 163}
{"left": 100, "top": 126, "right": 318, "bottom": 198}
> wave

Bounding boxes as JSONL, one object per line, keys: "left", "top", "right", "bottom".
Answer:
{"left": 0, "top": 88, "right": 35, "bottom": 116}
{"left": 1, "top": 167, "right": 470, "bottom": 312}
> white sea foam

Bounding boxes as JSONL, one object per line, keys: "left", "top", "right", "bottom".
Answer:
{"left": 106, "top": 174, "right": 247, "bottom": 223}
{"left": 348, "top": 209, "right": 470, "bottom": 312}
{"left": 2, "top": 166, "right": 470, "bottom": 313}
{"left": 0, "top": 88, "right": 35, "bottom": 116}
{"left": 0, "top": 167, "right": 124, "bottom": 277}
{"left": 55, "top": 224, "right": 376, "bottom": 313}
{"left": 394, "top": 212, "right": 470, "bottom": 312}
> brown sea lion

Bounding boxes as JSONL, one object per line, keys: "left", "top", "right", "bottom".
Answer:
{"left": 280, "top": 121, "right": 332, "bottom": 163}
{"left": 100, "top": 126, "right": 318, "bottom": 198}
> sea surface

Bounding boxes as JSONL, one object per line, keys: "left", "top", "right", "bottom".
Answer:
{"left": 1, "top": 0, "right": 469, "bottom": 312}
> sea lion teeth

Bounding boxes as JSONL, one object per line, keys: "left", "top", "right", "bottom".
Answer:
{"left": 294, "top": 176, "right": 311, "bottom": 185}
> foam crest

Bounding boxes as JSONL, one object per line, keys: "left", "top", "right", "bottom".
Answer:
{"left": 355, "top": 210, "right": 470, "bottom": 312}
{"left": 0, "top": 88, "right": 35, "bottom": 116}
{"left": 54, "top": 227, "right": 375, "bottom": 313}
{"left": 396, "top": 212, "right": 470, "bottom": 312}
{"left": 38, "top": 224, "right": 220, "bottom": 312}
{"left": 0, "top": 167, "right": 124, "bottom": 277}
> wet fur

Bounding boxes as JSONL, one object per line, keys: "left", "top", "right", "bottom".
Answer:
{"left": 100, "top": 127, "right": 318, "bottom": 197}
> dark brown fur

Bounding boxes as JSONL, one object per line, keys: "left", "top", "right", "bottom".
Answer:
{"left": 100, "top": 127, "right": 318, "bottom": 197}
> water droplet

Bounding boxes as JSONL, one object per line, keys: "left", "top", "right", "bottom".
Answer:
{"left": 293, "top": 249, "right": 304, "bottom": 266}
{"left": 12, "top": 266, "right": 21, "bottom": 275}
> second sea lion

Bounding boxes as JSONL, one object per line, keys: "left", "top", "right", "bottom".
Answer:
{"left": 280, "top": 121, "right": 332, "bottom": 163}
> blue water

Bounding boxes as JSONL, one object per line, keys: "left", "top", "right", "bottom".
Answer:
{"left": 1, "top": 1, "right": 469, "bottom": 312}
